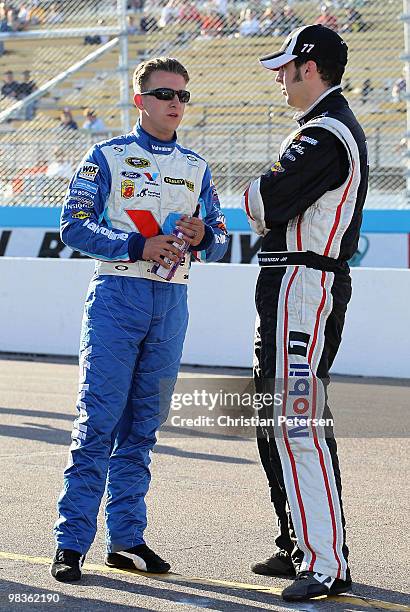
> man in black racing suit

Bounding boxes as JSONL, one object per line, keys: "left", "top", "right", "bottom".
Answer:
{"left": 242, "top": 25, "right": 369, "bottom": 602}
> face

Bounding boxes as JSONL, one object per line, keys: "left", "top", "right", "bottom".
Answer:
{"left": 275, "top": 61, "right": 307, "bottom": 109}
{"left": 134, "top": 70, "right": 188, "bottom": 140}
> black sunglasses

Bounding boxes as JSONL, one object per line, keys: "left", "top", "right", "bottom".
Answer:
{"left": 141, "top": 88, "right": 190, "bottom": 103}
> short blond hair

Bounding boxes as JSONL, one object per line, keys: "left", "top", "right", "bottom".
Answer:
{"left": 133, "top": 57, "right": 189, "bottom": 93}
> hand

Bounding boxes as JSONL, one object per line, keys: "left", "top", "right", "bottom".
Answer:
{"left": 176, "top": 215, "right": 205, "bottom": 247}
{"left": 142, "top": 234, "right": 185, "bottom": 269}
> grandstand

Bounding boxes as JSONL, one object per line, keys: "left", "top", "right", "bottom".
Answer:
{"left": 0, "top": 0, "right": 407, "bottom": 206}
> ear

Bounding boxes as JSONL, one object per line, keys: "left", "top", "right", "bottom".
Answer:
{"left": 305, "top": 60, "right": 318, "bottom": 79}
{"left": 134, "top": 93, "right": 144, "bottom": 110}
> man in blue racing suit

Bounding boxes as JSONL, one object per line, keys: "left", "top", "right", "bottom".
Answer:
{"left": 51, "top": 57, "right": 229, "bottom": 582}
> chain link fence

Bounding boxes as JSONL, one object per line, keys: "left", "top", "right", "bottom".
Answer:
{"left": 0, "top": 0, "right": 407, "bottom": 208}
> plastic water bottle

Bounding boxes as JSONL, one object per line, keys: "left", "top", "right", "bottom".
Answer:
{"left": 152, "top": 205, "right": 200, "bottom": 281}
{"left": 151, "top": 228, "right": 190, "bottom": 281}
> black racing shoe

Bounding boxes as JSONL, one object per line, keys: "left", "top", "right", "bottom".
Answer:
{"left": 251, "top": 551, "right": 296, "bottom": 577}
{"left": 50, "top": 548, "right": 85, "bottom": 582}
{"left": 330, "top": 575, "right": 353, "bottom": 595}
{"left": 105, "top": 543, "right": 170, "bottom": 574}
{"left": 282, "top": 570, "right": 352, "bottom": 602}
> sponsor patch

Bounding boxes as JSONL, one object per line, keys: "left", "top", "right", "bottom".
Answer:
{"left": 78, "top": 162, "right": 99, "bottom": 182}
{"left": 300, "top": 135, "right": 318, "bottom": 145}
{"left": 72, "top": 210, "right": 91, "bottom": 220}
{"left": 135, "top": 187, "right": 148, "bottom": 198}
{"left": 121, "top": 171, "right": 141, "bottom": 179}
{"left": 125, "top": 157, "right": 150, "bottom": 168}
{"left": 211, "top": 182, "right": 220, "bottom": 204}
{"left": 146, "top": 190, "right": 160, "bottom": 198}
{"left": 271, "top": 161, "right": 285, "bottom": 174}
{"left": 186, "top": 154, "right": 199, "bottom": 166}
{"left": 291, "top": 143, "right": 305, "bottom": 155}
{"left": 66, "top": 197, "right": 94, "bottom": 210}
{"left": 151, "top": 144, "right": 173, "bottom": 153}
{"left": 83, "top": 219, "right": 128, "bottom": 241}
{"left": 283, "top": 150, "right": 296, "bottom": 162}
{"left": 164, "top": 177, "right": 194, "bottom": 190}
{"left": 164, "top": 177, "right": 185, "bottom": 185}
{"left": 73, "top": 179, "right": 98, "bottom": 194}
{"left": 143, "top": 172, "right": 159, "bottom": 182}
{"left": 71, "top": 188, "right": 96, "bottom": 200}
{"left": 121, "top": 179, "right": 135, "bottom": 199}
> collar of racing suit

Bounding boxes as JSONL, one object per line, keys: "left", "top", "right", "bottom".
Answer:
{"left": 132, "top": 121, "right": 178, "bottom": 155}
{"left": 293, "top": 85, "right": 343, "bottom": 125}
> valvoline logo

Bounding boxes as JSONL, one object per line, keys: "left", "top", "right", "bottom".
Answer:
{"left": 143, "top": 172, "right": 159, "bottom": 182}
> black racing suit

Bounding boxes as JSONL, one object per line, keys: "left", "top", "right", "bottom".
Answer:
{"left": 243, "top": 86, "right": 369, "bottom": 580}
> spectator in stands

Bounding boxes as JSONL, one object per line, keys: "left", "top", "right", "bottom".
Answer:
{"left": 7, "top": 5, "right": 26, "bottom": 30}
{"left": 314, "top": 5, "right": 338, "bottom": 31}
{"left": 18, "top": 70, "right": 36, "bottom": 98}
{"left": 12, "top": 159, "right": 48, "bottom": 196}
{"left": 201, "top": 8, "right": 224, "bottom": 37}
{"left": 223, "top": 9, "right": 239, "bottom": 36}
{"left": 59, "top": 108, "right": 78, "bottom": 130}
{"left": 0, "top": 3, "right": 18, "bottom": 44}
{"left": 340, "top": 7, "right": 367, "bottom": 33}
{"left": 47, "top": 2, "right": 64, "bottom": 25}
{"left": 82, "top": 108, "right": 106, "bottom": 132}
{"left": 177, "top": 0, "right": 201, "bottom": 27}
{"left": 238, "top": 8, "right": 260, "bottom": 37}
{"left": 392, "top": 76, "right": 406, "bottom": 103}
{"left": 28, "top": 2, "right": 46, "bottom": 25}
{"left": 17, "top": 70, "right": 37, "bottom": 119}
{"left": 140, "top": 13, "right": 157, "bottom": 32}
{"left": 158, "top": 0, "right": 179, "bottom": 28}
{"left": 84, "top": 19, "right": 109, "bottom": 45}
{"left": 211, "top": 0, "right": 227, "bottom": 14}
{"left": 17, "top": 4, "right": 30, "bottom": 28}
{"left": 1, "top": 70, "right": 19, "bottom": 99}
{"left": 0, "top": 7, "right": 12, "bottom": 55}
{"left": 260, "top": 7, "right": 282, "bottom": 37}
{"left": 276, "top": 5, "right": 303, "bottom": 36}
{"left": 46, "top": 149, "right": 73, "bottom": 180}
{"left": 128, "top": 0, "right": 144, "bottom": 9}
{"left": 360, "top": 69, "right": 372, "bottom": 104}
{"left": 127, "top": 15, "right": 138, "bottom": 34}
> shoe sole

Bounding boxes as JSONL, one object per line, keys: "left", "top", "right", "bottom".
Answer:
{"left": 105, "top": 559, "right": 170, "bottom": 574}
{"left": 251, "top": 566, "right": 295, "bottom": 578}
{"left": 282, "top": 583, "right": 353, "bottom": 602}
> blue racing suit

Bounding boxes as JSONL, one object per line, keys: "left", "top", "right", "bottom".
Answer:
{"left": 54, "top": 122, "right": 229, "bottom": 554}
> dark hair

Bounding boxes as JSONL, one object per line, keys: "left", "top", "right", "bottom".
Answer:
{"left": 133, "top": 57, "right": 189, "bottom": 92}
{"left": 294, "top": 56, "right": 345, "bottom": 87}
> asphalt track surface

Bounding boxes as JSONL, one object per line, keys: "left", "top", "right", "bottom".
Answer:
{"left": 0, "top": 356, "right": 409, "bottom": 612}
